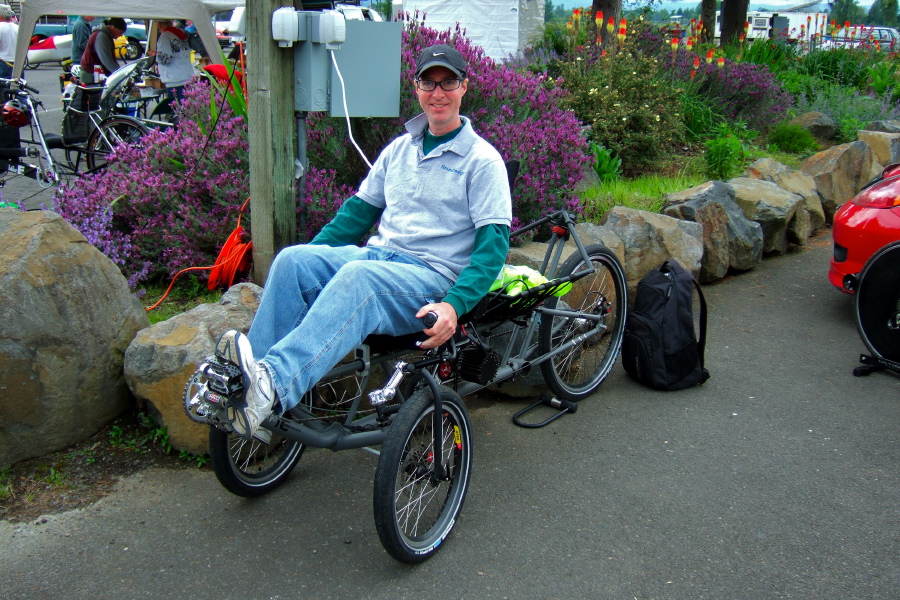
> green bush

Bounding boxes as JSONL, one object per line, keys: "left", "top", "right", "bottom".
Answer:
{"left": 793, "top": 82, "right": 900, "bottom": 141}
{"left": 796, "top": 48, "right": 872, "bottom": 89}
{"left": 767, "top": 122, "right": 818, "bottom": 154}
{"left": 588, "top": 141, "right": 622, "bottom": 183}
{"left": 704, "top": 133, "right": 743, "bottom": 180}
{"left": 559, "top": 52, "right": 686, "bottom": 176}
{"left": 680, "top": 84, "right": 725, "bottom": 139}
{"left": 730, "top": 38, "right": 799, "bottom": 74}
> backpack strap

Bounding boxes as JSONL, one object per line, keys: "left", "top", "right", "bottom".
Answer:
{"left": 692, "top": 278, "right": 707, "bottom": 367}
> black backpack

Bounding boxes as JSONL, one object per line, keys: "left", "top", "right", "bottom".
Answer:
{"left": 621, "top": 260, "right": 710, "bottom": 391}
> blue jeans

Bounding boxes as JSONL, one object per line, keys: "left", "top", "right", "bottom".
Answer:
{"left": 0, "top": 61, "right": 12, "bottom": 79}
{"left": 248, "top": 244, "right": 453, "bottom": 411}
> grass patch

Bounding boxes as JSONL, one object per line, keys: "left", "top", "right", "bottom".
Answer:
{"left": 142, "top": 275, "right": 223, "bottom": 325}
{"left": 581, "top": 171, "right": 708, "bottom": 221}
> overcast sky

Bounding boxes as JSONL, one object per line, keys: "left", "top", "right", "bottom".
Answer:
{"left": 554, "top": 1, "right": 874, "bottom": 11}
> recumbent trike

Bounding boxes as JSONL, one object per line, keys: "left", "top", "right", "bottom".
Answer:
{"left": 183, "top": 204, "right": 628, "bottom": 564}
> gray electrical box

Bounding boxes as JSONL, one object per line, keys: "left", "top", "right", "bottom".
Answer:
{"left": 292, "top": 15, "right": 401, "bottom": 116}
{"left": 328, "top": 20, "right": 402, "bottom": 117}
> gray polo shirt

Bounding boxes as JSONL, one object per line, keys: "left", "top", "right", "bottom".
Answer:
{"left": 356, "top": 113, "right": 512, "bottom": 282}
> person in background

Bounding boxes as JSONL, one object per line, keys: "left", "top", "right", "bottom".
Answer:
{"left": 80, "top": 17, "right": 126, "bottom": 84}
{"left": 69, "top": 15, "right": 95, "bottom": 80}
{"left": 0, "top": 4, "right": 18, "bottom": 79}
{"left": 153, "top": 19, "right": 194, "bottom": 99}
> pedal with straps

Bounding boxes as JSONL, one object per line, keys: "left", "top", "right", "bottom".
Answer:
{"left": 183, "top": 355, "right": 244, "bottom": 428}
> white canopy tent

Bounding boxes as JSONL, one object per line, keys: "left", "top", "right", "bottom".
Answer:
{"left": 13, "top": 0, "right": 245, "bottom": 78}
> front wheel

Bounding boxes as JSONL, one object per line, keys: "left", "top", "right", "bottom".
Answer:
{"left": 208, "top": 422, "right": 305, "bottom": 498}
{"left": 85, "top": 116, "right": 148, "bottom": 171}
{"left": 539, "top": 244, "right": 627, "bottom": 401}
{"left": 373, "top": 386, "right": 473, "bottom": 563}
{"left": 856, "top": 241, "right": 900, "bottom": 361}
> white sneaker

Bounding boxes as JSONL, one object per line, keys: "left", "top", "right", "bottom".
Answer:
{"left": 215, "top": 330, "right": 276, "bottom": 442}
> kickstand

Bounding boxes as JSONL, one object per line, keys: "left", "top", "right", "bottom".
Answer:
{"left": 853, "top": 353, "right": 900, "bottom": 376}
{"left": 513, "top": 393, "right": 577, "bottom": 428}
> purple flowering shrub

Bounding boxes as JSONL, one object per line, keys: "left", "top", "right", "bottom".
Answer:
{"left": 304, "top": 15, "right": 590, "bottom": 232}
{"left": 668, "top": 53, "right": 793, "bottom": 132}
{"left": 54, "top": 80, "right": 250, "bottom": 288}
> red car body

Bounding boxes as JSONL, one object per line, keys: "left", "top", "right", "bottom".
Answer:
{"left": 829, "top": 167, "right": 900, "bottom": 293}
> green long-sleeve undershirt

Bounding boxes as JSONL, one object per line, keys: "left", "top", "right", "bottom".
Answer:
{"left": 310, "top": 195, "right": 509, "bottom": 317}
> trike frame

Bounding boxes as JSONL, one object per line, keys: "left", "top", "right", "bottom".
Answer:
{"left": 189, "top": 208, "right": 628, "bottom": 563}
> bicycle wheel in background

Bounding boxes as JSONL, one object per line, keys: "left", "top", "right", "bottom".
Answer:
{"left": 538, "top": 244, "right": 627, "bottom": 401}
{"left": 85, "top": 115, "right": 148, "bottom": 171}
{"left": 373, "top": 386, "right": 472, "bottom": 563}
{"left": 855, "top": 241, "right": 900, "bottom": 362}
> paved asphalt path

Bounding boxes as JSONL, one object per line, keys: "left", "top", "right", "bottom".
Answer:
{"left": 1, "top": 228, "right": 897, "bottom": 599}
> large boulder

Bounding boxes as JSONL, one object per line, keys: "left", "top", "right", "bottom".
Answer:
{"left": 727, "top": 178, "right": 807, "bottom": 255}
{"left": 0, "top": 210, "right": 148, "bottom": 469}
{"left": 599, "top": 206, "right": 703, "bottom": 295}
{"left": 663, "top": 180, "right": 764, "bottom": 281}
{"left": 801, "top": 141, "right": 880, "bottom": 221}
{"left": 856, "top": 130, "right": 900, "bottom": 168}
{"left": 124, "top": 283, "right": 262, "bottom": 454}
{"left": 788, "top": 111, "right": 837, "bottom": 140}
{"left": 745, "top": 158, "right": 826, "bottom": 233}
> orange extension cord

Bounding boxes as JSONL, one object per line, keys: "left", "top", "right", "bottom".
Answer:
{"left": 144, "top": 197, "right": 253, "bottom": 312}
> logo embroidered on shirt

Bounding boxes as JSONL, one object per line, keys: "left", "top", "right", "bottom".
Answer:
{"left": 441, "top": 165, "right": 464, "bottom": 176}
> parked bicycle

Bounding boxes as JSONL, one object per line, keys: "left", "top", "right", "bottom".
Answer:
{"left": 0, "top": 56, "right": 171, "bottom": 188}
{"left": 184, "top": 205, "right": 628, "bottom": 563}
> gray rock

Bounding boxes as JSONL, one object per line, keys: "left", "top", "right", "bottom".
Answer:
{"left": 801, "top": 141, "right": 880, "bottom": 222}
{"left": 507, "top": 223, "right": 624, "bottom": 274}
{"left": 727, "top": 178, "right": 805, "bottom": 255}
{"left": 0, "top": 210, "right": 148, "bottom": 470}
{"left": 788, "top": 111, "right": 837, "bottom": 140}
{"left": 600, "top": 206, "right": 703, "bottom": 297}
{"left": 663, "top": 180, "right": 764, "bottom": 280}
{"left": 124, "top": 283, "right": 262, "bottom": 454}
{"left": 865, "top": 120, "right": 900, "bottom": 134}
{"left": 746, "top": 158, "right": 826, "bottom": 232}
{"left": 856, "top": 130, "right": 900, "bottom": 168}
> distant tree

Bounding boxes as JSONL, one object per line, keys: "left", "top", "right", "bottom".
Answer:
{"left": 592, "top": 0, "right": 622, "bottom": 46}
{"left": 545, "top": 0, "right": 569, "bottom": 23}
{"left": 867, "top": 0, "right": 899, "bottom": 26}
{"left": 720, "top": 0, "right": 749, "bottom": 45}
{"left": 829, "top": 0, "right": 867, "bottom": 26}
{"left": 700, "top": 0, "right": 717, "bottom": 43}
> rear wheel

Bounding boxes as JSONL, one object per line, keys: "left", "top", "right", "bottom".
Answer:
{"left": 85, "top": 116, "right": 148, "bottom": 171}
{"left": 373, "top": 386, "right": 472, "bottom": 563}
{"left": 539, "top": 244, "right": 627, "bottom": 401}
{"left": 856, "top": 241, "right": 900, "bottom": 361}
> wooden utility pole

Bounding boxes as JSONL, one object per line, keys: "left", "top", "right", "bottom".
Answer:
{"left": 248, "top": 0, "right": 299, "bottom": 284}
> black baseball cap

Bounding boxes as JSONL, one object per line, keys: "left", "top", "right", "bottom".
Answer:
{"left": 416, "top": 45, "right": 467, "bottom": 79}
{"left": 107, "top": 18, "right": 127, "bottom": 32}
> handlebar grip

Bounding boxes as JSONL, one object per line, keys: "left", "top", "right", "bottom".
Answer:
{"left": 19, "top": 81, "right": 39, "bottom": 95}
{"left": 422, "top": 311, "right": 438, "bottom": 329}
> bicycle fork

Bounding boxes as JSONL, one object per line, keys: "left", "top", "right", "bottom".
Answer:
{"left": 371, "top": 362, "right": 449, "bottom": 482}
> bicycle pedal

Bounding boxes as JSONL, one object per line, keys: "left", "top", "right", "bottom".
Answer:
{"left": 183, "top": 357, "right": 244, "bottom": 426}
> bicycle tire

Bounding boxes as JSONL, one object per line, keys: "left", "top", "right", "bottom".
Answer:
{"left": 538, "top": 244, "right": 627, "bottom": 401}
{"left": 85, "top": 115, "right": 149, "bottom": 171}
{"left": 855, "top": 241, "right": 900, "bottom": 362}
{"left": 208, "top": 421, "right": 305, "bottom": 498}
{"left": 373, "top": 386, "right": 472, "bottom": 563}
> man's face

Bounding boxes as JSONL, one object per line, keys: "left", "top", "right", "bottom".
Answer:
{"left": 416, "top": 65, "right": 468, "bottom": 136}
